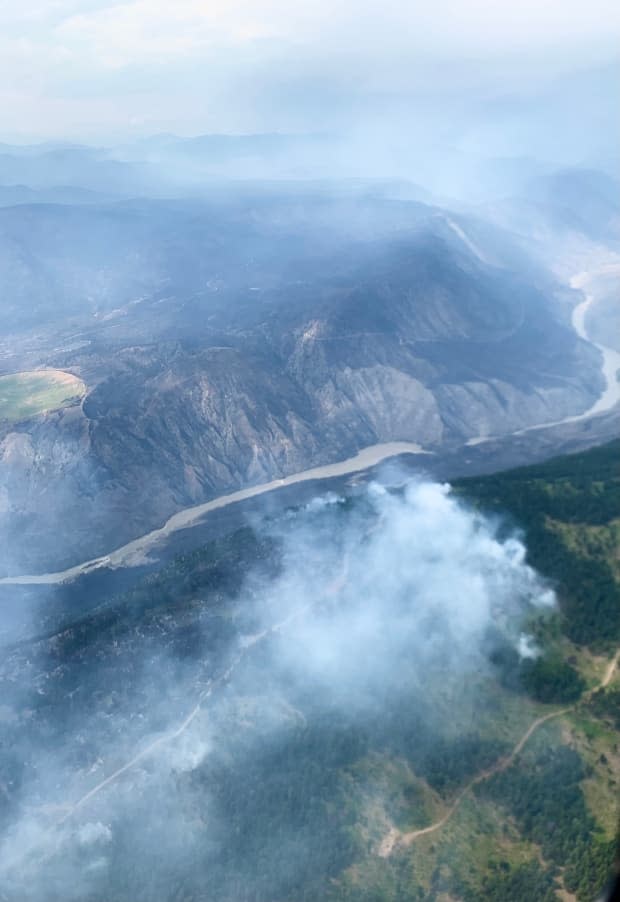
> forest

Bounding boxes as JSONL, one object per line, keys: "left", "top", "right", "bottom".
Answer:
{"left": 1, "top": 441, "right": 618, "bottom": 901}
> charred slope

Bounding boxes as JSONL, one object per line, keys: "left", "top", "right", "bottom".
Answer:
{"left": 0, "top": 194, "right": 603, "bottom": 572}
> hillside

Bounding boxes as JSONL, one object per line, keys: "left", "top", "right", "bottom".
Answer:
{"left": 0, "top": 439, "right": 617, "bottom": 901}
{"left": 0, "top": 189, "right": 603, "bottom": 574}
{"left": 4, "top": 7, "right": 620, "bottom": 902}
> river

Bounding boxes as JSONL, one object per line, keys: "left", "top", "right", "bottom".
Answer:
{"left": 0, "top": 442, "right": 429, "bottom": 586}
{"left": 3, "top": 264, "right": 618, "bottom": 586}
{"left": 466, "top": 265, "right": 620, "bottom": 446}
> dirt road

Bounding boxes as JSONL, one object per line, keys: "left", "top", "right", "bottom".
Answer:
{"left": 378, "top": 648, "right": 618, "bottom": 857}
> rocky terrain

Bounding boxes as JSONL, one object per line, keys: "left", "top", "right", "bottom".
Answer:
{"left": 0, "top": 177, "right": 616, "bottom": 573}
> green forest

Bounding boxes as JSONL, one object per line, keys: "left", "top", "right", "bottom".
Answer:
{"left": 7, "top": 439, "right": 618, "bottom": 901}
{"left": 454, "top": 438, "right": 620, "bottom": 646}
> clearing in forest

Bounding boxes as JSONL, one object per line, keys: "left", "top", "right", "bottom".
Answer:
{"left": 0, "top": 369, "right": 85, "bottom": 424}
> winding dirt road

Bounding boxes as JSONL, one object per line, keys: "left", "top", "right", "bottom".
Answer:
{"left": 378, "top": 649, "right": 619, "bottom": 857}
{"left": 55, "top": 562, "right": 351, "bottom": 827}
{"left": 17, "top": 605, "right": 315, "bottom": 871}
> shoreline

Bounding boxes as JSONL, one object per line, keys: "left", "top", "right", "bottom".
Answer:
{"left": 0, "top": 442, "right": 430, "bottom": 585}
{"left": 3, "top": 266, "right": 618, "bottom": 586}
{"left": 466, "top": 266, "right": 620, "bottom": 446}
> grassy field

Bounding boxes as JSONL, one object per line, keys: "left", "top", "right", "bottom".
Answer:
{"left": 0, "top": 369, "right": 85, "bottom": 423}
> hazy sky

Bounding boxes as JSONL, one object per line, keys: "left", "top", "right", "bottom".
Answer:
{"left": 2, "top": 0, "right": 620, "bottom": 141}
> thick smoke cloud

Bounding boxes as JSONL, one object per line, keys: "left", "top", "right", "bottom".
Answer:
{"left": 253, "top": 481, "right": 553, "bottom": 691}
{"left": 0, "top": 477, "right": 554, "bottom": 900}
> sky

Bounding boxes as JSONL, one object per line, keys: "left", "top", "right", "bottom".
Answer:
{"left": 2, "top": 0, "right": 620, "bottom": 142}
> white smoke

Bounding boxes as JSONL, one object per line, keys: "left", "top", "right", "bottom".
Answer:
{"left": 0, "top": 476, "right": 557, "bottom": 900}
{"left": 518, "top": 633, "right": 541, "bottom": 659}
{"left": 255, "top": 479, "right": 555, "bottom": 691}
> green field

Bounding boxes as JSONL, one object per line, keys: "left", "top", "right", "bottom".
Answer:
{"left": 0, "top": 369, "right": 85, "bottom": 423}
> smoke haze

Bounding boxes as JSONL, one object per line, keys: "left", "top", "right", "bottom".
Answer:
{"left": 0, "top": 477, "right": 556, "bottom": 900}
